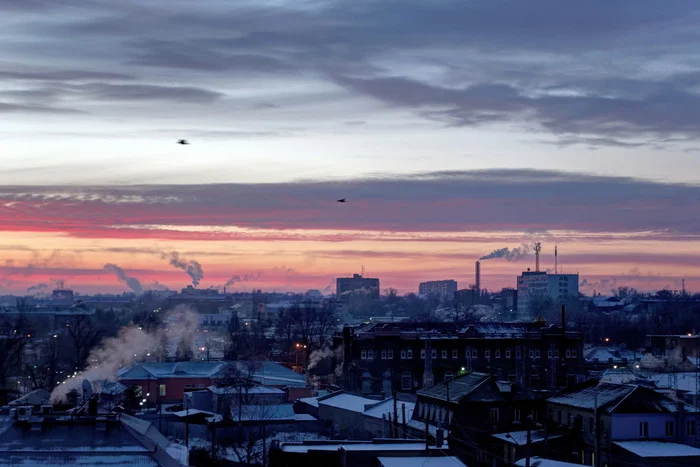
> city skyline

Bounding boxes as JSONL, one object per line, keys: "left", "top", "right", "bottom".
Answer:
{"left": 2, "top": 1, "right": 700, "bottom": 294}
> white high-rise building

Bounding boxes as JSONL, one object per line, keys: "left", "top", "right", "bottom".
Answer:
{"left": 517, "top": 271, "right": 578, "bottom": 314}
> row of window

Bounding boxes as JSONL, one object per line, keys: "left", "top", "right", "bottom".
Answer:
{"left": 553, "top": 409, "right": 697, "bottom": 439}
{"left": 360, "top": 347, "right": 578, "bottom": 360}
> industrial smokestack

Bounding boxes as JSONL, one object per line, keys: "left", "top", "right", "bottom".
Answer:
{"left": 554, "top": 245, "right": 558, "bottom": 275}
{"left": 534, "top": 242, "right": 542, "bottom": 272}
{"left": 475, "top": 261, "right": 481, "bottom": 295}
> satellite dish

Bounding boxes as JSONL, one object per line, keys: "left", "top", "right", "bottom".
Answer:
{"left": 82, "top": 379, "right": 93, "bottom": 400}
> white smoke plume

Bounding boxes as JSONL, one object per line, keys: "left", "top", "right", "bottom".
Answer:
{"left": 161, "top": 251, "right": 204, "bottom": 286}
{"left": 26, "top": 282, "right": 49, "bottom": 294}
{"left": 50, "top": 304, "right": 200, "bottom": 403}
{"left": 307, "top": 346, "right": 343, "bottom": 371}
{"left": 50, "top": 326, "right": 157, "bottom": 403}
{"left": 103, "top": 263, "right": 144, "bottom": 294}
{"left": 225, "top": 271, "right": 262, "bottom": 287}
{"left": 480, "top": 243, "right": 531, "bottom": 262}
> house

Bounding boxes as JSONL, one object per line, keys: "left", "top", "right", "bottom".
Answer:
{"left": 547, "top": 381, "right": 700, "bottom": 466}
{"left": 378, "top": 455, "right": 466, "bottom": 467}
{"left": 0, "top": 411, "right": 184, "bottom": 466}
{"left": 209, "top": 385, "right": 286, "bottom": 414}
{"left": 413, "top": 372, "right": 550, "bottom": 466}
{"left": 117, "top": 361, "right": 228, "bottom": 403}
{"left": 611, "top": 440, "right": 700, "bottom": 465}
{"left": 490, "top": 430, "right": 566, "bottom": 465}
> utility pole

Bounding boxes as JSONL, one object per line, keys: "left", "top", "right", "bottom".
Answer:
{"left": 594, "top": 390, "right": 599, "bottom": 467}
{"left": 393, "top": 390, "right": 398, "bottom": 438}
{"left": 525, "top": 415, "right": 532, "bottom": 467}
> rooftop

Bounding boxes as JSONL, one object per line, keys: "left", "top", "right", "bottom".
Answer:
{"left": 117, "top": 361, "right": 226, "bottom": 380}
{"left": 417, "top": 372, "right": 493, "bottom": 403}
{"left": 378, "top": 456, "right": 467, "bottom": 467}
{"left": 491, "top": 430, "right": 562, "bottom": 446}
{"left": 515, "top": 457, "right": 582, "bottom": 467}
{"left": 317, "top": 392, "right": 379, "bottom": 412}
{"left": 614, "top": 440, "right": 700, "bottom": 458}
{"left": 281, "top": 439, "right": 442, "bottom": 453}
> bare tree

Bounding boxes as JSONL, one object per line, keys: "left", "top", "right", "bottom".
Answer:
{"left": 64, "top": 314, "right": 102, "bottom": 371}
{"left": 0, "top": 314, "right": 28, "bottom": 390}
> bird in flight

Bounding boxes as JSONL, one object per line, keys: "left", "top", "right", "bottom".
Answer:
{"left": 177, "top": 139, "right": 190, "bottom": 145}
{"left": 337, "top": 198, "right": 347, "bottom": 203}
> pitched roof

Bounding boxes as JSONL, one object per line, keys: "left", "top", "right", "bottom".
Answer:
{"left": 117, "top": 361, "right": 226, "bottom": 380}
{"left": 417, "top": 372, "right": 492, "bottom": 403}
{"left": 614, "top": 441, "right": 700, "bottom": 458}
{"left": 317, "top": 393, "right": 378, "bottom": 412}
{"left": 378, "top": 456, "right": 467, "bottom": 467}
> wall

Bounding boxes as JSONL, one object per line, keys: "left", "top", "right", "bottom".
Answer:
{"left": 123, "top": 377, "right": 214, "bottom": 403}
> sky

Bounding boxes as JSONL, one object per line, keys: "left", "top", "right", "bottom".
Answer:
{"left": 1, "top": 0, "right": 700, "bottom": 295}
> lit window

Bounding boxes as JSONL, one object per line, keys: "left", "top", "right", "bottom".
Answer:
{"left": 388, "top": 349, "right": 393, "bottom": 359}
{"left": 431, "top": 349, "right": 437, "bottom": 359}
{"left": 441, "top": 349, "right": 447, "bottom": 359}
{"left": 407, "top": 349, "right": 413, "bottom": 359}
{"left": 159, "top": 384, "right": 166, "bottom": 397}
{"left": 401, "top": 349, "right": 407, "bottom": 359}
{"left": 452, "top": 349, "right": 458, "bottom": 359}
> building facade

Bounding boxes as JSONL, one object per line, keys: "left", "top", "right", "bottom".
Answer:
{"left": 335, "top": 320, "right": 584, "bottom": 395}
{"left": 419, "top": 280, "right": 458, "bottom": 302}
{"left": 517, "top": 271, "right": 579, "bottom": 314}
{"left": 336, "top": 274, "right": 380, "bottom": 298}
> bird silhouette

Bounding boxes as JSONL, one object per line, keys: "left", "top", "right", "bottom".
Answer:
{"left": 337, "top": 198, "right": 347, "bottom": 203}
{"left": 177, "top": 139, "right": 190, "bottom": 145}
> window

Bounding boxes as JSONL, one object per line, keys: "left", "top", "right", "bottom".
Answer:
{"left": 401, "top": 371, "right": 412, "bottom": 390}
{"left": 452, "top": 349, "right": 458, "bottom": 359}
{"left": 368, "top": 350, "right": 374, "bottom": 359}
{"left": 159, "top": 384, "right": 166, "bottom": 397}
{"left": 516, "top": 347, "right": 521, "bottom": 358}
{"left": 666, "top": 421, "right": 675, "bottom": 437}
{"left": 589, "top": 417, "right": 595, "bottom": 434}
{"left": 442, "top": 349, "right": 447, "bottom": 359}
{"left": 535, "top": 349, "right": 541, "bottom": 358}
{"left": 401, "top": 349, "right": 407, "bottom": 359}
{"left": 639, "top": 422, "right": 648, "bottom": 438}
{"left": 361, "top": 349, "right": 367, "bottom": 359}
{"left": 554, "top": 349, "right": 559, "bottom": 358}
{"left": 472, "top": 348, "right": 478, "bottom": 358}
{"left": 388, "top": 349, "right": 394, "bottom": 358}
{"left": 421, "top": 349, "right": 426, "bottom": 359}
{"left": 687, "top": 420, "right": 696, "bottom": 437}
{"left": 381, "top": 349, "right": 387, "bottom": 359}
{"left": 513, "top": 408, "right": 521, "bottom": 423}
{"left": 566, "top": 349, "right": 572, "bottom": 358}
{"left": 407, "top": 349, "right": 413, "bottom": 359}
{"left": 444, "top": 371, "right": 454, "bottom": 382}
{"left": 567, "top": 412, "right": 573, "bottom": 426}
{"left": 431, "top": 349, "right": 437, "bottom": 359}
{"left": 490, "top": 408, "right": 499, "bottom": 423}
{"left": 572, "top": 349, "right": 578, "bottom": 358}
{"left": 485, "top": 349, "right": 491, "bottom": 359}
{"left": 495, "top": 349, "right": 501, "bottom": 359}
{"left": 505, "top": 348, "right": 511, "bottom": 358}
{"left": 529, "top": 349, "right": 534, "bottom": 359}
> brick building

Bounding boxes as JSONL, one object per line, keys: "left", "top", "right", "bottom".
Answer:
{"left": 335, "top": 319, "right": 584, "bottom": 395}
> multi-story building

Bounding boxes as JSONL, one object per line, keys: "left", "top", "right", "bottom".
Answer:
{"left": 336, "top": 274, "right": 380, "bottom": 298}
{"left": 335, "top": 318, "right": 584, "bottom": 395}
{"left": 547, "top": 381, "right": 700, "bottom": 466}
{"left": 419, "top": 280, "right": 458, "bottom": 302}
{"left": 517, "top": 271, "right": 579, "bottom": 315}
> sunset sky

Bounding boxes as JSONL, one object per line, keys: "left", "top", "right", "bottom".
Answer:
{"left": 1, "top": 1, "right": 700, "bottom": 295}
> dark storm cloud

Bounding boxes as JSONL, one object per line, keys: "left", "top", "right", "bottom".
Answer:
{"left": 0, "top": 169, "right": 698, "bottom": 238}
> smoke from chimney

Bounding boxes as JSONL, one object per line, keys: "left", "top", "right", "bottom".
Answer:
{"left": 161, "top": 251, "right": 203, "bottom": 287}
{"left": 480, "top": 243, "right": 531, "bottom": 262}
{"left": 103, "top": 263, "right": 143, "bottom": 294}
{"left": 225, "top": 271, "right": 262, "bottom": 288}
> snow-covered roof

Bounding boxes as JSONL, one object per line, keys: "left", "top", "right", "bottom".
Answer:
{"left": 614, "top": 441, "right": 700, "bottom": 458}
{"left": 281, "top": 441, "right": 440, "bottom": 453}
{"left": 363, "top": 399, "right": 415, "bottom": 421}
{"left": 548, "top": 383, "right": 635, "bottom": 411}
{"left": 172, "top": 409, "right": 223, "bottom": 423}
{"left": 318, "top": 393, "right": 378, "bottom": 412}
{"left": 599, "top": 368, "right": 643, "bottom": 384}
{"left": 418, "top": 372, "right": 493, "bottom": 402}
{"left": 117, "top": 361, "right": 226, "bottom": 380}
{"left": 649, "top": 372, "right": 699, "bottom": 395}
{"left": 515, "top": 457, "right": 581, "bottom": 467}
{"left": 299, "top": 396, "right": 319, "bottom": 408}
{"left": 378, "top": 456, "right": 467, "bottom": 467}
{"left": 491, "top": 430, "right": 562, "bottom": 446}
{"left": 584, "top": 347, "right": 627, "bottom": 363}
{"left": 207, "top": 385, "right": 284, "bottom": 395}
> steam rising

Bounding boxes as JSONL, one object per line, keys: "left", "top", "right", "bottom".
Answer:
{"left": 480, "top": 244, "right": 531, "bottom": 262}
{"left": 26, "top": 282, "right": 49, "bottom": 294}
{"left": 307, "top": 346, "right": 343, "bottom": 375}
{"left": 162, "top": 251, "right": 204, "bottom": 286}
{"left": 103, "top": 263, "right": 144, "bottom": 294}
{"left": 50, "top": 305, "right": 200, "bottom": 403}
{"left": 225, "top": 272, "right": 262, "bottom": 287}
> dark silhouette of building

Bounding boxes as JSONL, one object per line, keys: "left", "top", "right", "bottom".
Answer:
{"left": 336, "top": 274, "right": 380, "bottom": 299}
{"left": 419, "top": 280, "right": 458, "bottom": 302}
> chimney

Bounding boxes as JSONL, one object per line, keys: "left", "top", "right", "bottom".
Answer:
{"left": 475, "top": 261, "right": 481, "bottom": 295}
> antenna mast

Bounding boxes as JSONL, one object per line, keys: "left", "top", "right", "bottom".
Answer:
{"left": 554, "top": 245, "right": 558, "bottom": 274}
{"left": 534, "top": 242, "right": 542, "bottom": 273}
